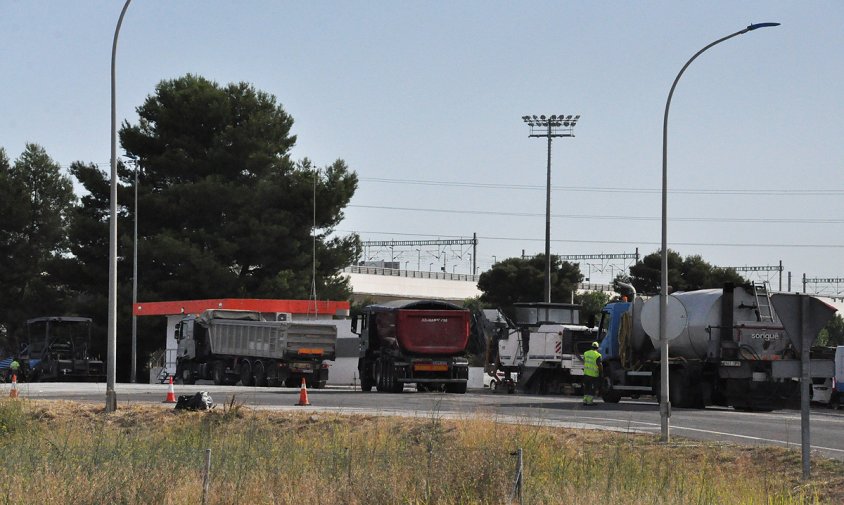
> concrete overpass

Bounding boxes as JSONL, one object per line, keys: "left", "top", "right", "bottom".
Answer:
{"left": 342, "top": 266, "right": 615, "bottom": 304}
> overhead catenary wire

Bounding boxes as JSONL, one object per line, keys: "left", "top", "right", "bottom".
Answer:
{"left": 348, "top": 204, "right": 844, "bottom": 224}
{"left": 359, "top": 176, "right": 844, "bottom": 196}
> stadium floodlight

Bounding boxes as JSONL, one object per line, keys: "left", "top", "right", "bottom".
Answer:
{"left": 521, "top": 113, "right": 580, "bottom": 303}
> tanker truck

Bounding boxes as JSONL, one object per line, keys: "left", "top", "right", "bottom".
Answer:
{"left": 598, "top": 282, "right": 826, "bottom": 410}
{"left": 174, "top": 309, "right": 336, "bottom": 388}
{"left": 352, "top": 300, "right": 471, "bottom": 393}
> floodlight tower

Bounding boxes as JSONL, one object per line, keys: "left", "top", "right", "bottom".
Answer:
{"left": 522, "top": 114, "right": 579, "bottom": 303}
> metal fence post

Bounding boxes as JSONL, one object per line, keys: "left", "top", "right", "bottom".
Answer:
{"left": 510, "top": 448, "right": 523, "bottom": 504}
{"left": 201, "top": 448, "right": 212, "bottom": 505}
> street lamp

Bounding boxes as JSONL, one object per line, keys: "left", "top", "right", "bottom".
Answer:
{"left": 106, "top": 0, "right": 132, "bottom": 413}
{"left": 131, "top": 160, "right": 140, "bottom": 384}
{"left": 522, "top": 114, "right": 579, "bottom": 303}
{"left": 659, "top": 22, "right": 779, "bottom": 442}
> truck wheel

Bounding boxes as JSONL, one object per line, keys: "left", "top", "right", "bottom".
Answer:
{"left": 390, "top": 367, "right": 404, "bottom": 393}
{"left": 359, "top": 364, "right": 373, "bottom": 392}
{"left": 253, "top": 362, "right": 267, "bottom": 387}
{"left": 179, "top": 366, "right": 195, "bottom": 385}
{"left": 375, "top": 360, "right": 385, "bottom": 392}
{"left": 446, "top": 382, "right": 468, "bottom": 394}
{"left": 240, "top": 361, "right": 253, "bottom": 387}
{"left": 602, "top": 390, "right": 622, "bottom": 403}
{"left": 213, "top": 363, "right": 225, "bottom": 385}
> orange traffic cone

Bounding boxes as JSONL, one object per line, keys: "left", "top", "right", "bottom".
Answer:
{"left": 164, "top": 375, "right": 177, "bottom": 403}
{"left": 296, "top": 377, "right": 310, "bottom": 406}
{"left": 9, "top": 374, "right": 18, "bottom": 399}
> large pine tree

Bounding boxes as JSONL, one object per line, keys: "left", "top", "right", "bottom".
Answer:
{"left": 0, "top": 144, "right": 77, "bottom": 349}
{"left": 67, "top": 75, "right": 360, "bottom": 376}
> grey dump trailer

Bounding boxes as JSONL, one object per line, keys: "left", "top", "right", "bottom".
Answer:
{"left": 175, "top": 309, "right": 336, "bottom": 388}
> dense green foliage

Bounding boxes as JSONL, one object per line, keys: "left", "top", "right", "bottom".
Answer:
{"left": 818, "top": 314, "right": 844, "bottom": 347}
{"left": 477, "top": 254, "right": 582, "bottom": 309}
{"left": 622, "top": 249, "right": 746, "bottom": 294}
{"left": 575, "top": 290, "right": 612, "bottom": 327}
{"left": 1, "top": 75, "right": 360, "bottom": 375}
{"left": 0, "top": 145, "right": 77, "bottom": 350}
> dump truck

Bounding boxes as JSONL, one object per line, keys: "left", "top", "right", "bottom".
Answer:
{"left": 0, "top": 316, "right": 105, "bottom": 382}
{"left": 598, "top": 282, "right": 834, "bottom": 410}
{"left": 352, "top": 300, "right": 471, "bottom": 393}
{"left": 174, "top": 309, "right": 337, "bottom": 388}
{"left": 478, "top": 302, "right": 595, "bottom": 394}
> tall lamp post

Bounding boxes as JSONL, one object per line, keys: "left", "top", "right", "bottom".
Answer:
{"left": 522, "top": 114, "right": 579, "bottom": 303}
{"left": 659, "top": 22, "right": 779, "bottom": 442}
{"left": 107, "top": 0, "right": 133, "bottom": 412}
{"left": 131, "top": 161, "right": 140, "bottom": 383}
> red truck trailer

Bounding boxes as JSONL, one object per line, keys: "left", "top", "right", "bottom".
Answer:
{"left": 353, "top": 300, "right": 471, "bottom": 393}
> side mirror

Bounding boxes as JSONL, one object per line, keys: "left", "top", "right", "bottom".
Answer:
{"left": 351, "top": 315, "right": 359, "bottom": 335}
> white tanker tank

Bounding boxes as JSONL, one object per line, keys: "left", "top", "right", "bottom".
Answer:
{"left": 635, "top": 285, "right": 792, "bottom": 361}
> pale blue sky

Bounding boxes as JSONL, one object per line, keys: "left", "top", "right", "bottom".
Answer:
{"left": 2, "top": 1, "right": 843, "bottom": 289}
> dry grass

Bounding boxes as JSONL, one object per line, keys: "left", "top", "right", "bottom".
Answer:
{"left": 0, "top": 399, "right": 840, "bottom": 504}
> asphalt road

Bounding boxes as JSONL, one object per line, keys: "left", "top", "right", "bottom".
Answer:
{"left": 11, "top": 381, "right": 844, "bottom": 462}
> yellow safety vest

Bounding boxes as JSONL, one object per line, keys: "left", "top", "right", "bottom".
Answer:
{"left": 583, "top": 349, "right": 601, "bottom": 378}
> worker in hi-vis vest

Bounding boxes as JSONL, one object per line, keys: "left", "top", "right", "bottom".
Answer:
{"left": 582, "top": 342, "right": 602, "bottom": 405}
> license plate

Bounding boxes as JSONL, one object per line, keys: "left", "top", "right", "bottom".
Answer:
{"left": 721, "top": 360, "right": 741, "bottom": 367}
{"left": 414, "top": 364, "right": 449, "bottom": 372}
{"left": 298, "top": 348, "right": 324, "bottom": 356}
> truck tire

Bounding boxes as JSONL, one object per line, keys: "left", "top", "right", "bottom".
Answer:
{"left": 359, "top": 363, "right": 373, "bottom": 392}
{"left": 375, "top": 359, "right": 386, "bottom": 392}
{"left": 253, "top": 361, "right": 267, "bottom": 387}
{"left": 669, "top": 370, "right": 692, "bottom": 408}
{"left": 446, "top": 382, "right": 468, "bottom": 394}
{"left": 240, "top": 361, "right": 253, "bottom": 387}
{"left": 390, "top": 366, "right": 404, "bottom": 393}
{"left": 601, "top": 378, "right": 621, "bottom": 403}
{"left": 213, "top": 362, "right": 225, "bottom": 386}
{"left": 177, "top": 365, "right": 195, "bottom": 385}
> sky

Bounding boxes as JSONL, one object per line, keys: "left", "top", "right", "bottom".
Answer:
{"left": 2, "top": 1, "right": 843, "bottom": 292}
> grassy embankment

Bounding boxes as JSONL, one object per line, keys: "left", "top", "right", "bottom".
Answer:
{"left": 0, "top": 399, "right": 841, "bottom": 504}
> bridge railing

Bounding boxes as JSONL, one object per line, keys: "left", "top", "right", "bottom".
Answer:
{"left": 343, "top": 266, "right": 480, "bottom": 282}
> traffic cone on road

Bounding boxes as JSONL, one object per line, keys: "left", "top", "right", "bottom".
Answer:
{"left": 296, "top": 378, "right": 310, "bottom": 406}
{"left": 163, "top": 376, "right": 177, "bottom": 403}
{"left": 9, "top": 374, "right": 18, "bottom": 399}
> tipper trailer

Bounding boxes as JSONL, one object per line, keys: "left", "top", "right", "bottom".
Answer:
{"left": 174, "top": 309, "right": 336, "bottom": 388}
{"left": 353, "top": 300, "right": 471, "bottom": 393}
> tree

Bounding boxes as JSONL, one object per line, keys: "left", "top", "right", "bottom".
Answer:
{"left": 575, "top": 291, "right": 611, "bottom": 327}
{"left": 0, "top": 144, "right": 77, "bottom": 349}
{"left": 477, "top": 254, "right": 582, "bottom": 309}
{"left": 818, "top": 314, "right": 844, "bottom": 347}
{"left": 624, "top": 249, "right": 746, "bottom": 294}
{"left": 68, "top": 74, "right": 360, "bottom": 377}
